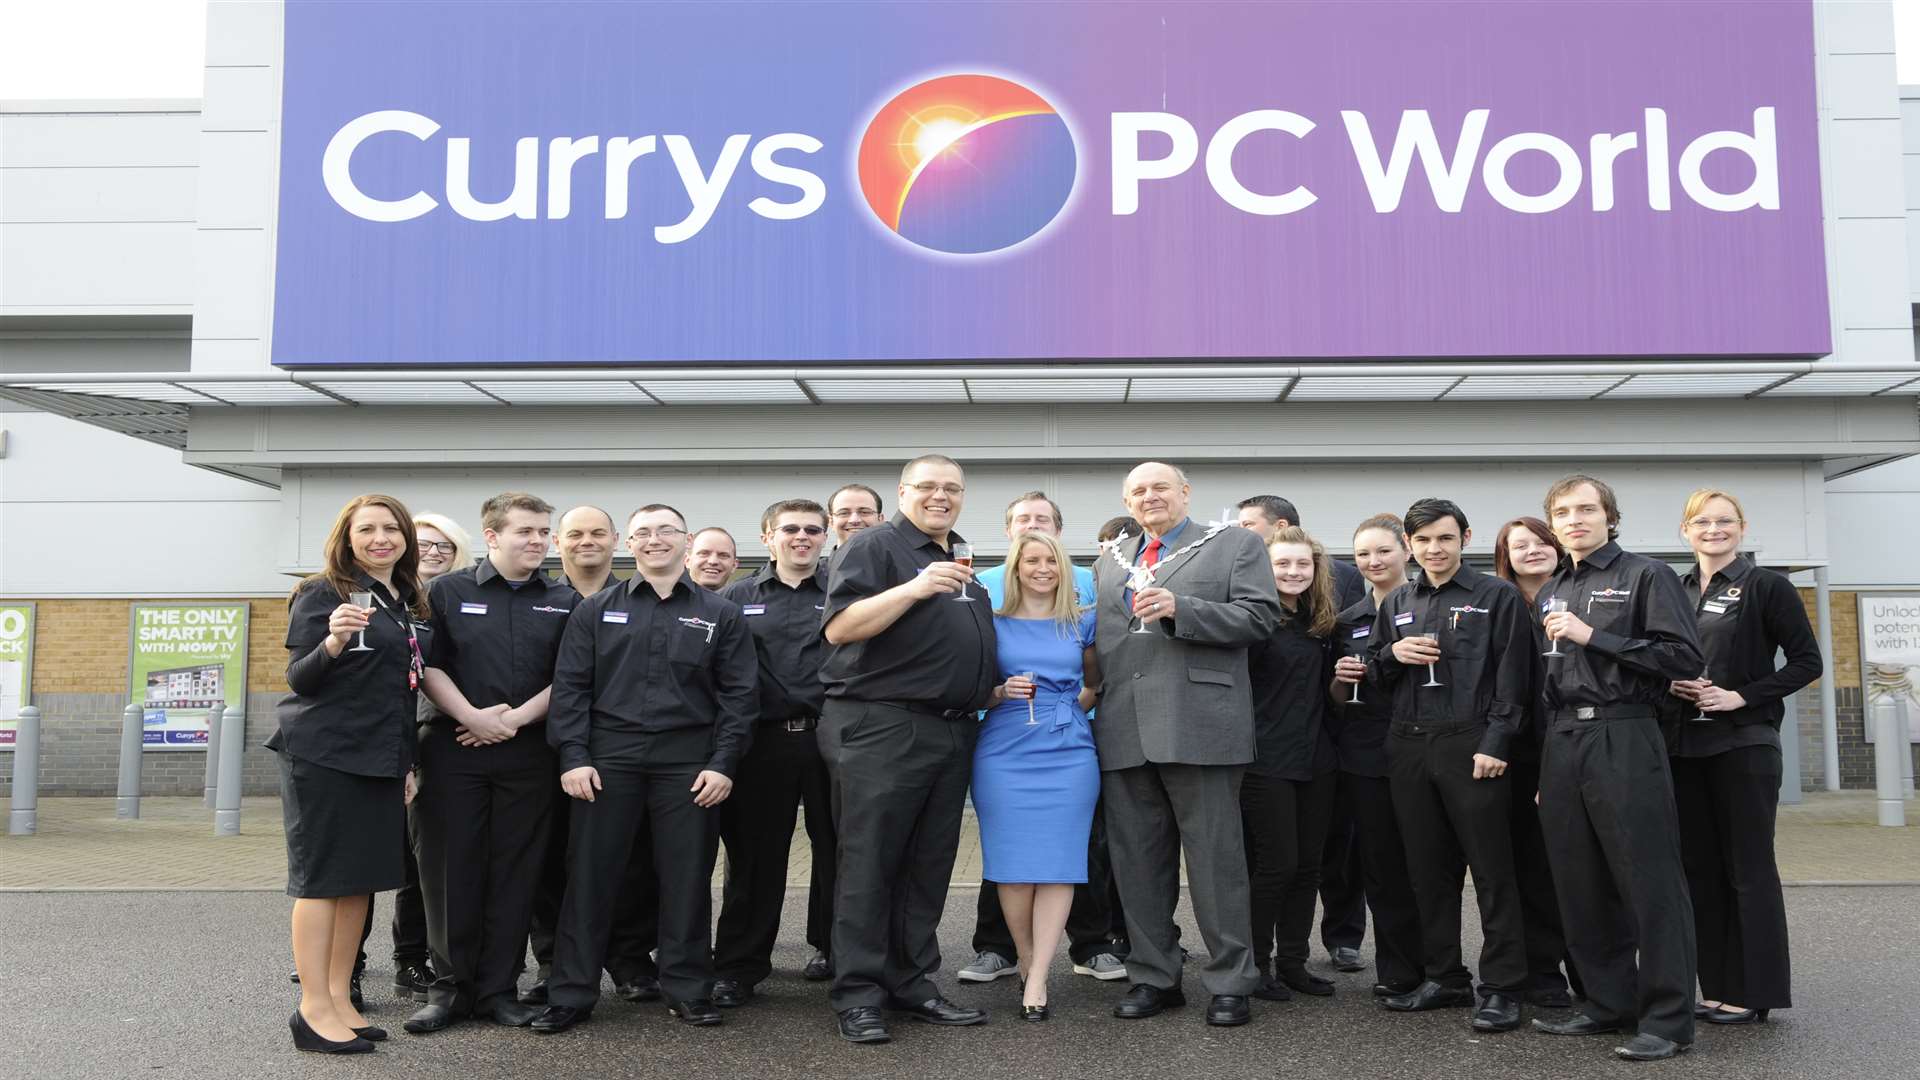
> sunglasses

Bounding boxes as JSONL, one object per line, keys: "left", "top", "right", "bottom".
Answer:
{"left": 774, "top": 524, "right": 827, "bottom": 537}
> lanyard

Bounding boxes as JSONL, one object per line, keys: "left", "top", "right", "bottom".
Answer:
{"left": 368, "top": 590, "right": 426, "bottom": 692}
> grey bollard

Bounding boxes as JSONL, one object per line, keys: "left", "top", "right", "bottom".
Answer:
{"left": 1901, "top": 700, "right": 1915, "bottom": 799}
{"left": 203, "top": 705, "right": 224, "bottom": 809}
{"left": 8, "top": 706, "right": 41, "bottom": 835}
{"left": 213, "top": 706, "right": 245, "bottom": 837}
{"left": 116, "top": 702, "right": 143, "bottom": 820}
{"left": 1873, "top": 697, "right": 1907, "bottom": 828}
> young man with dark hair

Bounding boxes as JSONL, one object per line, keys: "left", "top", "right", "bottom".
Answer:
{"left": 827, "top": 483, "right": 885, "bottom": 546}
{"left": 1532, "top": 476, "right": 1704, "bottom": 1062}
{"left": 1367, "top": 498, "right": 1534, "bottom": 1034}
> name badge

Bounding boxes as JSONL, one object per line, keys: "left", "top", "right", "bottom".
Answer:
{"left": 459, "top": 602, "right": 488, "bottom": 616}
{"left": 742, "top": 604, "right": 767, "bottom": 616}
{"left": 1350, "top": 627, "right": 1371, "bottom": 639}
{"left": 1393, "top": 611, "right": 1415, "bottom": 627}
{"left": 1702, "top": 602, "right": 1729, "bottom": 614}
{"left": 602, "top": 610, "right": 629, "bottom": 624}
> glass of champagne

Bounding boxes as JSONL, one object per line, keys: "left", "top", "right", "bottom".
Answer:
{"left": 1345, "top": 651, "right": 1364, "bottom": 705}
{"left": 1689, "top": 669, "right": 1714, "bottom": 722}
{"left": 1020, "top": 671, "right": 1039, "bottom": 725}
{"left": 951, "top": 542, "right": 974, "bottom": 602}
{"left": 1418, "top": 632, "right": 1444, "bottom": 688}
{"left": 1542, "top": 597, "right": 1569, "bottom": 657}
{"left": 1127, "top": 565, "right": 1156, "bottom": 634}
{"left": 347, "top": 590, "right": 375, "bottom": 652}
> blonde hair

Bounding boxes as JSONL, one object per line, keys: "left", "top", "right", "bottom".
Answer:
{"left": 413, "top": 512, "right": 475, "bottom": 573}
{"left": 1270, "top": 527, "right": 1337, "bottom": 638}
{"left": 1680, "top": 488, "right": 1746, "bottom": 531}
{"left": 996, "top": 531, "right": 1085, "bottom": 631}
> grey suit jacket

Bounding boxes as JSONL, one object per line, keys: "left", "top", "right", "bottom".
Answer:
{"left": 1092, "top": 522, "right": 1283, "bottom": 770}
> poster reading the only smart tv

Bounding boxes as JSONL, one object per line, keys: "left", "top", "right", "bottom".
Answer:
{"left": 0, "top": 602, "right": 34, "bottom": 749}
{"left": 128, "top": 603, "right": 249, "bottom": 750}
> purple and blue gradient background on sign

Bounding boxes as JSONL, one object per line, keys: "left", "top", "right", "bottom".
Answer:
{"left": 272, "top": 0, "right": 1828, "bottom": 366}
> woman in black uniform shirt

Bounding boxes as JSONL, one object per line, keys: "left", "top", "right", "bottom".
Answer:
{"left": 1667, "top": 489, "right": 1821, "bottom": 1026}
{"left": 271, "top": 494, "right": 430, "bottom": 1054}
{"left": 1243, "top": 526, "right": 1342, "bottom": 1001}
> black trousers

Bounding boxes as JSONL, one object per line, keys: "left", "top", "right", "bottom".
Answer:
{"left": 528, "top": 771, "right": 659, "bottom": 983}
{"left": 1540, "top": 714, "right": 1696, "bottom": 1043}
{"left": 413, "top": 725, "right": 555, "bottom": 1009}
{"left": 714, "top": 721, "right": 837, "bottom": 985}
{"left": 1507, "top": 754, "right": 1576, "bottom": 995}
{"left": 818, "top": 700, "right": 975, "bottom": 1012}
{"left": 974, "top": 789, "right": 1129, "bottom": 965}
{"left": 550, "top": 761, "right": 715, "bottom": 1008}
{"left": 1344, "top": 772, "right": 1424, "bottom": 990}
{"left": 1388, "top": 724, "right": 1528, "bottom": 993}
{"left": 1240, "top": 770, "right": 1338, "bottom": 976}
{"left": 1318, "top": 774, "right": 1367, "bottom": 953}
{"left": 1672, "top": 745, "right": 1791, "bottom": 1010}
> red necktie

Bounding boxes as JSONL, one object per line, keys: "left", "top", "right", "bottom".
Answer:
{"left": 1143, "top": 537, "right": 1163, "bottom": 568}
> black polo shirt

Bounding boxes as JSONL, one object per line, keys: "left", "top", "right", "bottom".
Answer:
{"left": 549, "top": 572, "right": 757, "bottom": 777}
{"left": 1332, "top": 559, "right": 1367, "bottom": 610}
{"left": 424, "top": 559, "right": 578, "bottom": 762}
{"left": 720, "top": 562, "right": 830, "bottom": 721}
{"left": 1539, "top": 541, "right": 1704, "bottom": 714}
{"left": 560, "top": 568, "right": 620, "bottom": 597}
{"left": 820, "top": 513, "right": 996, "bottom": 711}
{"left": 1367, "top": 563, "right": 1533, "bottom": 760}
{"left": 1247, "top": 609, "right": 1339, "bottom": 780}
{"left": 271, "top": 570, "right": 429, "bottom": 779}
{"left": 1332, "top": 594, "right": 1393, "bottom": 777}
{"left": 1670, "top": 556, "right": 1823, "bottom": 757}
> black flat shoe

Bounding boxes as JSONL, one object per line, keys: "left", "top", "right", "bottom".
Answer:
{"left": 289, "top": 1012, "right": 375, "bottom": 1055}
{"left": 402, "top": 1002, "right": 463, "bottom": 1035}
{"left": 1113, "top": 983, "right": 1186, "bottom": 1019}
{"left": 1330, "top": 946, "right": 1366, "bottom": 973}
{"left": 1206, "top": 994, "right": 1251, "bottom": 1026}
{"left": 896, "top": 996, "right": 987, "bottom": 1026}
{"left": 666, "top": 997, "right": 724, "bottom": 1026}
{"left": 1373, "top": 981, "right": 1420, "bottom": 998}
{"left": 802, "top": 951, "right": 832, "bottom": 982}
{"left": 1532, "top": 1012, "right": 1625, "bottom": 1036}
{"left": 1693, "top": 1001, "right": 1715, "bottom": 1020}
{"left": 1276, "top": 967, "right": 1335, "bottom": 997}
{"left": 475, "top": 995, "right": 539, "bottom": 1027}
{"left": 350, "top": 1025, "right": 388, "bottom": 1042}
{"left": 518, "top": 978, "right": 550, "bottom": 1006}
{"left": 1528, "top": 986, "right": 1574, "bottom": 1009}
{"left": 615, "top": 975, "right": 662, "bottom": 1002}
{"left": 1021, "top": 1004, "right": 1051, "bottom": 1023}
{"left": 1382, "top": 980, "right": 1473, "bottom": 1012}
{"left": 838, "top": 1006, "right": 890, "bottom": 1043}
{"left": 711, "top": 979, "right": 752, "bottom": 1008}
{"left": 1704, "top": 1007, "right": 1768, "bottom": 1025}
{"left": 530, "top": 1005, "right": 591, "bottom": 1034}
{"left": 1471, "top": 993, "right": 1522, "bottom": 1032}
{"left": 1616, "top": 1033, "right": 1690, "bottom": 1060}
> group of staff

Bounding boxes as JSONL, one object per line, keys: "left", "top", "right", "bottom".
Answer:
{"left": 267, "top": 459, "right": 1819, "bottom": 1064}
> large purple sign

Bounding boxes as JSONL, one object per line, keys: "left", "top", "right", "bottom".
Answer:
{"left": 271, "top": 0, "right": 1829, "bottom": 365}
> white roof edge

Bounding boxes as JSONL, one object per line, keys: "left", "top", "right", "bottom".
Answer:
{"left": 0, "top": 98, "right": 203, "bottom": 115}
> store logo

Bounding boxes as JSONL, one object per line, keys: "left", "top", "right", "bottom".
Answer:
{"left": 855, "top": 73, "right": 1077, "bottom": 255}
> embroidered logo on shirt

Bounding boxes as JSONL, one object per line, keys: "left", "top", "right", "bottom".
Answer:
{"left": 679, "top": 616, "right": 717, "bottom": 643}
{"left": 1723, "top": 587, "right": 1742, "bottom": 600}
{"left": 1447, "top": 604, "right": 1489, "bottom": 616}
{"left": 459, "top": 602, "right": 488, "bottom": 615}
{"left": 531, "top": 605, "right": 570, "bottom": 614}
{"left": 602, "top": 610, "right": 629, "bottom": 624}
{"left": 742, "top": 604, "right": 767, "bottom": 616}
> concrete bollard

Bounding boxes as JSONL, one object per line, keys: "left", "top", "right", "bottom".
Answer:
{"left": 1873, "top": 697, "right": 1907, "bottom": 828}
{"left": 203, "top": 705, "right": 224, "bottom": 809}
{"left": 116, "top": 702, "right": 143, "bottom": 820}
{"left": 8, "top": 706, "right": 41, "bottom": 835}
{"left": 213, "top": 706, "right": 245, "bottom": 837}
{"left": 1901, "top": 700, "right": 1915, "bottom": 799}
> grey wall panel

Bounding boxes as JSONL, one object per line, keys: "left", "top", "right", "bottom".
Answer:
{"left": 0, "top": 113, "right": 200, "bottom": 168}
{"left": 0, "top": 222, "right": 195, "bottom": 309}
{"left": 0, "top": 166, "right": 196, "bottom": 223}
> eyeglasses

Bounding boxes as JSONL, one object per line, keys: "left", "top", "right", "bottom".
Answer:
{"left": 831, "top": 507, "right": 880, "bottom": 520}
{"left": 628, "top": 526, "right": 687, "bottom": 541}
{"left": 774, "top": 524, "right": 827, "bottom": 537}
{"left": 907, "top": 482, "right": 965, "bottom": 497}
{"left": 1685, "top": 518, "right": 1742, "bottom": 532}
{"left": 417, "top": 540, "right": 457, "bottom": 555}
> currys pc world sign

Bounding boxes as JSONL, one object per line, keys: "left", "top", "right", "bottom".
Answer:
{"left": 272, "top": 0, "right": 1830, "bottom": 367}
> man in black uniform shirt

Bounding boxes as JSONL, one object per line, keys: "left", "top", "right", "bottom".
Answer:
{"left": 1366, "top": 499, "right": 1533, "bottom": 1033}
{"left": 406, "top": 492, "right": 577, "bottom": 1034}
{"left": 1532, "top": 475, "right": 1703, "bottom": 1062}
{"left": 531, "top": 504, "right": 757, "bottom": 1034}
{"left": 711, "top": 498, "right": 839, "bottom": 1005}
{"left": 819, "top": 454, "right": 997, "bottom": 1044}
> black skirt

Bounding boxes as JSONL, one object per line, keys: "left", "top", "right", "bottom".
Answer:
{"left": 278, "top": 751, "right": 406, "bottom": 898}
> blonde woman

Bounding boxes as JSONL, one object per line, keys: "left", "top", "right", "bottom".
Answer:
{"left": 413, "top": 512, "right": 474, "bottom": 581}
{"left": 976, "top": 531, "right": 1102, "bottom": 1022}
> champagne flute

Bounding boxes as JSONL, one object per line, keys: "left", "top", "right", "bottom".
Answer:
{"left": 1345, "top": 652, "right": 1364, "bottom": 705}
{"left": 1418, "top": 632, "right": 1444, "bottom": 688}
{"left": 1020, "top": 671, "right": 1039, "bottom": 725}
{"left": 1542, "top": 597, "right": 1569, "bottom": 657}
{"left": 1689, "top": 669, "right": 1714, "bottom": 722}
{"left": 1127, "top": 565, "right": 1156, "bottom": 634}
{"left": 347, "top": 590, "right": 375, "bottom": 652}
{"left": 951, "top": 543, "right": 975, "bottom": 602}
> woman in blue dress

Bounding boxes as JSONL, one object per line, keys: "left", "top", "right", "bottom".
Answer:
{"left": 975, "top": 530, "right": 1102, "bottom": 1022}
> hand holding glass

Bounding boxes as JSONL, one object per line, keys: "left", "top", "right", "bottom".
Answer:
{"left": 1337, "top": 654, "right": 1365, "bottom": 704}
{"left": 1019, "top": 671, "right": 1039, "bottom": 725}
{"left": 1417, "top": 634, "right": 1443, "bottom": 687}
{"left": 951, "top": 543, "right": 975, "bottom": 602}
{"left": 1689, "top": 670, "right": 1714, "bottom": 722}
{"left": 347, "top": 591, "right": 375, "bottom": 652}
{"left": 1542, "top": 598, "right": 1569, "bottom": 657}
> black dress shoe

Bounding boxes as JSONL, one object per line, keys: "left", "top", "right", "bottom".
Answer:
{"left": 802, "top": 951, "right": 832, "bottom": 982}
{"left": 1373, "top": 982, "right": 1420, "bottom": 998}
{"left": 1021, "top": 1004, "right": 1051, "bottom": 1023}
{"left": 1704, "top": 1007, "right": 1768, "bottom": 1025}
{"left": 1615, "top": 1033, "right": 1689, "bottom": 1060}
{"left": 1382, "top": 980, "right": 1474, "bottom": 1012}
{"left": 711, "top": 979, "right": 752, "bottom": 1008}
{"left": 1532, "top": 1012, "right": 1625, "bottom": 1036}
{"left": 666, "top": 997, "right": 724, "bottom": 1026}
{"left": 1113, "top": 983, "right": 1186, "bottom": 1019}
{"left": 518, "top": 978, "right": 550, "bottom": 1006}
{"left": 1252, "top": 976, "right": 1293, "bottom": 1002}
{"left": 1528, "top": 986, "right": 1574, "bottom": 1009}
{"left": 1276, "top": 967, "right": 1335, "bottom": 997}
{"left": 475, "top": 995, "right": 539, "bottom": 1027}
{"left": 289, "top": 968, "right": 300, "bottom": 985}
{"left": 615, "top": 975, "right": 662, "bottom": 1002}
{"left": 402, "top": 1002, "right": 464, "bottom": 1034}
{"left": 530, "top": 1005, "right": 592, "bottom": 1034}
{"left": 1206, "top": 994, "right": 1252, "bottom": 1026}
{"left": 837, "top": 1006, "right": 890, "bottom": 1044}
{"left": 393, "top": 962, "right": 435, "bottom": 1002}
{"left": 1472, "top": 993, "right": 1522, "bottom": 1032}
{"left": 896, "top": 997, "right": 987, "bottom": 1026}
{"left": 290, "top": 1012, "right": 375, "bottom": 1055}
{"left": 1330, "top": 946, "right": 1365, "bottom": 973}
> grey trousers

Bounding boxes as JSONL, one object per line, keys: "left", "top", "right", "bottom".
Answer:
{"left": 1102, "top": 762, "right": 1260, "bottom": 996}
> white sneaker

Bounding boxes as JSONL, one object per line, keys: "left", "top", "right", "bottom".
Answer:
{"left": 957, "top": 951, "right": 1018, "bottom": 982}
{"left": 1073, "top": 953, "right": 1129, "bottom": 981}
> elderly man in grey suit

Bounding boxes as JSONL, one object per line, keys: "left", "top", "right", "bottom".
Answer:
{"left": 1092, "top": 461, "right": 1283, "bottom": 1027}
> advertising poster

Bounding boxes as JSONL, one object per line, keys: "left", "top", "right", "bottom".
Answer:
{"left": 1858, "top": 593, "right": 1920, "bottom": 745}
{"left": 128, "top": 603, "right": 249, "bottom": 750}
{"left": 0, "top": 602, "right": 33, "bottom": 749}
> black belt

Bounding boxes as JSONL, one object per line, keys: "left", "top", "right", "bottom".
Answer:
{"left": 897, "top": 702, "right": 975, "bottom": 722}
{"left": 1549, "top": 705, "right": 1656, "bottom": 722}
{"left": 1390, "top": 719, "right": 1485, "bottom": 737}
{"left": 767, "top": 715, "right": 818, "bottom": 732}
